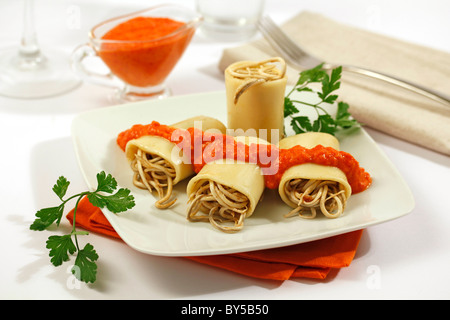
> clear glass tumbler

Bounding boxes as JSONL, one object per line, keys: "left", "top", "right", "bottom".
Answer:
{"left": 196, "top": 0, "right": 265, "bottom": 41}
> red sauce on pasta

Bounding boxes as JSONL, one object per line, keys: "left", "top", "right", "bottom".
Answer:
{"left": 116, "top": 122, "right": 372, "bottom": 194}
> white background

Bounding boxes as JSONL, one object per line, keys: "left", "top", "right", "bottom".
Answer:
{"left": 0, "top": 0, "right": 449, "bottom": 299}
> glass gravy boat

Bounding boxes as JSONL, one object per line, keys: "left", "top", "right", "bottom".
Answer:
{"left": 72, "top": 5, "right": 202, "bottom": 102}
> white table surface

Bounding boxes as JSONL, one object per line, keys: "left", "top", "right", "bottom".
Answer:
{"left": 1, "top": 0, "right": 449, "bottom": 300}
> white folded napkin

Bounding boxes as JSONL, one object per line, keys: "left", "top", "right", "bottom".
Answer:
{"left": 218, "top": 11, "right": 450, "bottom": 156}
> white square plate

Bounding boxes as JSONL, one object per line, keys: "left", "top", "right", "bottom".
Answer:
{"left": 71, "top": 90, "right": 414, "bottom": 256}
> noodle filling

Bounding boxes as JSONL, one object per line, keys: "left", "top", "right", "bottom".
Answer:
{"left": 130, "top": 149, "right": 177, "bottom": 209}
{"left": 228, "top": 57, "right": 286, "bottom": 104}
{"left": 284, "top": 178, "right": 348, "bottom": 219}
{"left": 187, "top": 180, "right": 250, "bottom": 233}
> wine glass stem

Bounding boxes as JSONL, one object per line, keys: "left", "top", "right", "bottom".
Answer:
{"left": 18, "top": 0, "right": 45, "bottom": 67}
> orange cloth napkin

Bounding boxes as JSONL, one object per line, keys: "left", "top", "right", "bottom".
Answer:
{"left": 67, "top": 196, "right": 363, "bottom": 281}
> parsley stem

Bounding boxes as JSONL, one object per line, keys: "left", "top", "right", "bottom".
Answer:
{"left": 63, "top": 191, "right": 91, "bottom": 251}
{"left": 289, "top": 99, "right": 330, "bottom": 115}
{"left": 59, "top": 191, "right": 90, "bottom": 209}
{"left": 286, "top": 82, "right": 310, "bottom": 98}
{"left": 286, "top": 86, "right": 296, "bottom": 98}
{"left": 70, "top": 194, "right": 85, "bottom": 250}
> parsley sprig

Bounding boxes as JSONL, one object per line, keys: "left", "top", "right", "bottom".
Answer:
{"left": 30, "top": 171, "right": 135, "bottom": 284}
{"left": 284, "top": 63, "right": 360, "bottom": 135}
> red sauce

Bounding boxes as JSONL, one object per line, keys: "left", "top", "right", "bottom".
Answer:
{"left": 99, "top": 17, "right": 195, "bottom": 87}
{"left": 275, "top": 145, "right": 372, "bottom": 193}
{"left": 117, "top": 121, "right": 177, "bottom": 150}
{"left": 117, "top": 122, "right": 372, "bottom": 194}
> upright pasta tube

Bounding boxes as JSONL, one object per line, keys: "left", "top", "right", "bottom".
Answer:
{"left": 125, "top": 116, "right": 226, "bottom": 209}
{"left": 278, "top": 133, "right": 352, "bottom": 219}
{"left": 186, "top": 136, "right": 267, "bottom": 232}
{"left": 225, "top": 58, "right": 287, "bottom": 143}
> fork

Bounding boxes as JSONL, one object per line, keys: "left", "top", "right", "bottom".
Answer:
{"left": 257, "top": 16, "right": 450, "bottom": 106}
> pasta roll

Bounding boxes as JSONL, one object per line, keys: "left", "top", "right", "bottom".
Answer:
{"left": 186, "top": 136, "right": 267, "bottom": 233}
{"left": 170, "top": 115, "right": 227, "bottom": 133}
{"left": 225, "top": 58, "right": 287, "bottom": 143}
{"left": 278, "top": 132, "right": 352, "bottom": 219}
{"left": 125, "top": 116, "right": 226, "bottom": 209}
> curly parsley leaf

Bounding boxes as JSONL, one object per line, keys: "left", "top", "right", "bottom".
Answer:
{"left": 95, "top": 171, "right": 118, "bottom": 193}
{"left": 88, "top": 188, "right": 135, "bottom": 213}
{"left": 30, "top": 205, "right": 64, "bottom": 231}
{"left": 285, "top": 64, "right": 360, "bottom": 135}
{"left": 52, "top": 176, "right": 70, "bottom": 200}
{"left": 295, "top": 62, "right": 327, "bottom": 85}
{"left": 284, "top": 97, "right": 299, "bottom": 118}
{"left": 313, "top": 114, "right": 336, "bottom": 134}
{"left": 30, "top": 171, "right": 135, "bottom": 284}
{"left": 46, "top": 234, "right": 77, "bottom": 267}
{"left": 335, "top": 101, "right": 359, "bottom": 129}
{"left": 73, "top": 243, "right": 98, "bottom": 284}
{"left": 318, "top": 66, "right": 341, "bottom": 104}
{"left": 290, "top": 116, "right": 312, "bottom": 134}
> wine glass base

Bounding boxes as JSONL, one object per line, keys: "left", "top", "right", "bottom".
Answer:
{"left": 0, "top": 46, "right": 81, "bottom": 99}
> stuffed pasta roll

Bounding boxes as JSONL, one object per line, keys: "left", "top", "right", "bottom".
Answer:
{"left": 125, "top": 116, "right": 226, "bottom": 209}
{"left": 225, "top": 57, "right": 287, "bottom": 143}
{"left": 186, "top": 136, "right": 267, "bottom": 232}
{"left": 278, "top": 132, "right": 352, "bottom": 219}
